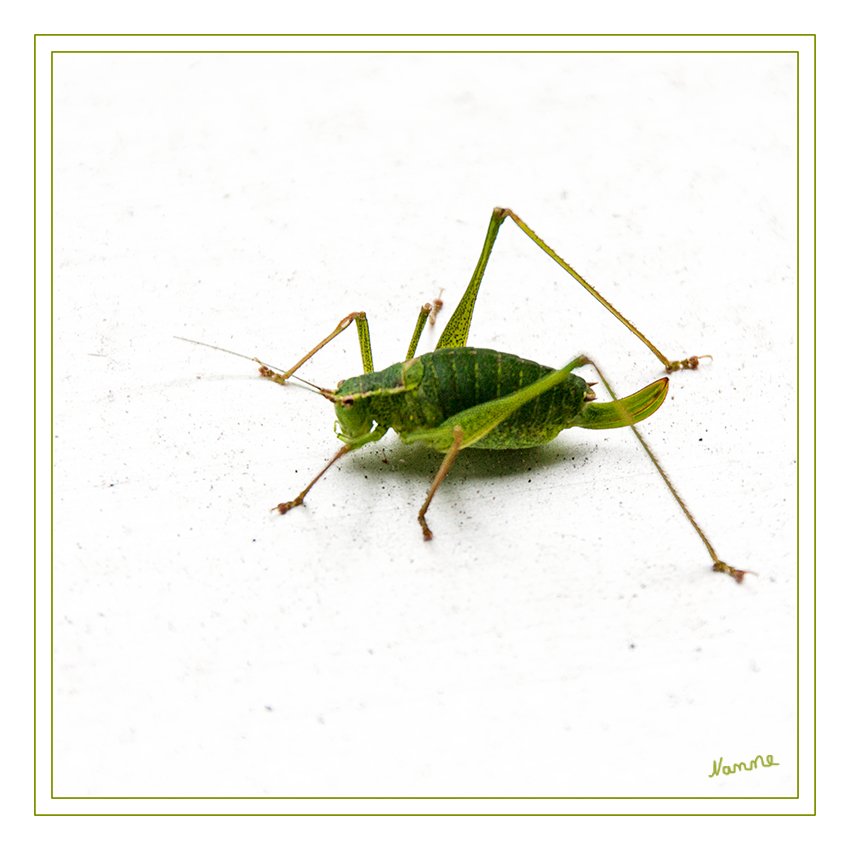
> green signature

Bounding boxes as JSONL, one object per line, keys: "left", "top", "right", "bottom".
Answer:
{"left": 709, "top": 754, "right": 779, "bottom": 778}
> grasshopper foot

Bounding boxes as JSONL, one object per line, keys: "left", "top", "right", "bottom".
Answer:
{"left": 418, "top": 515, "right": 434, "bottom": 541}
{"left": 256, "top": 359, "right": 291, "bottom": 385}
{"left": 666, "top": 354, "right": 712, "bottom": 373}
{"left": 273, "top": 497, "right": 303, "bottom": 515}
{"left": 712, "top": 561, "right": 754, "bottom": 583}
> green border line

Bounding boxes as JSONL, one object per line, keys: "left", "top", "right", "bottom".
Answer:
{"left": 36, "top": 33, "right": 814, "bottom": 816}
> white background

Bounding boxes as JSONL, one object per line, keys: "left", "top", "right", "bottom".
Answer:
{"left": 32, "top": 34, "right": 812, "bottom": 823}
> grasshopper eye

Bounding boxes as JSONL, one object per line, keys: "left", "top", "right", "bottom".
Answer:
{"left": 340, "top": 395, "right": 355, "bottom": 408}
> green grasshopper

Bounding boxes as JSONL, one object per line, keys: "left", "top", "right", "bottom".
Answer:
{"left": 183, "top": 208, "right": 747, "bottom": 582}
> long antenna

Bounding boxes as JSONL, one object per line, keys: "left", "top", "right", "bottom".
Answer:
{"left": 174, "top": 336, "right": 327, "bottom": 394}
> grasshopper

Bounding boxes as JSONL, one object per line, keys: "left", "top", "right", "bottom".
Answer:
{"left": 182, "top": 208, "right": 747, "bottom": 582}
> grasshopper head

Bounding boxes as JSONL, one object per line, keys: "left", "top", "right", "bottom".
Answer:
{"left": 328, "top": 383, "right": 389, "bottom": 450}
{"left": 333, "top": 391, "right": 372, "bottom": 441}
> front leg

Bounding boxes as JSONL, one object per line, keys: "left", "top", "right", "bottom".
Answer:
{"left": 417, "top": 426, "right": 464, "bottom": 540}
